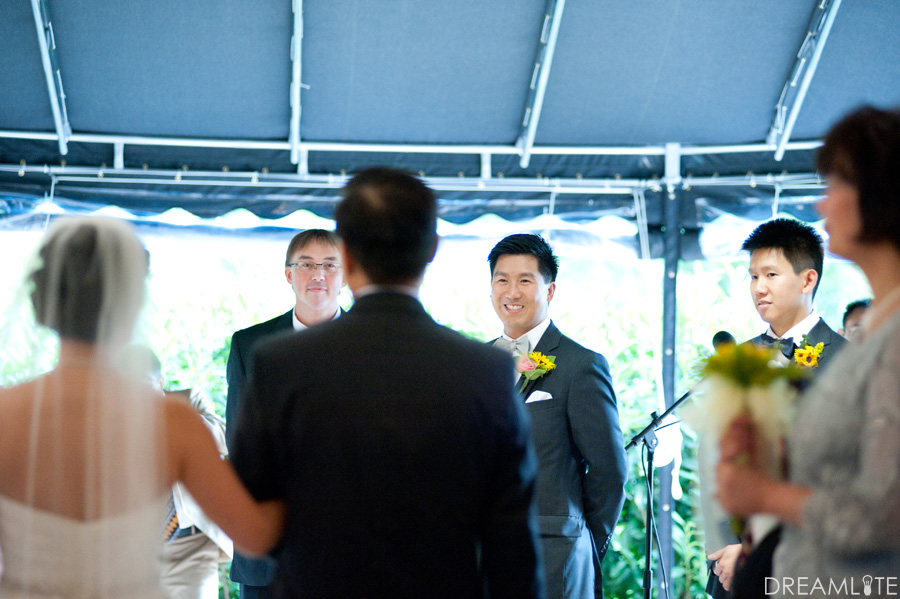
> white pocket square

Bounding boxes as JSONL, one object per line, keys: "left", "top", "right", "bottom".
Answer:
{"left": 525, "top": 391, "right": 553, "bottom": 403}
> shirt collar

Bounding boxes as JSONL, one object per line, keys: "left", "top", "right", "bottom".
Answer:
{"left": 293, "top": 306, "right": 341, "bottom": 331}
{"left": 500, "top": 316, "right": 552, "bottom": 353}
{"left": 766, "top": 310, "right": 820, "bottom": 345}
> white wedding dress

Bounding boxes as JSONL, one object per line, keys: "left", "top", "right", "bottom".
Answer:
{"left": 0, "top": 495, "right": 165, "bottom": 599}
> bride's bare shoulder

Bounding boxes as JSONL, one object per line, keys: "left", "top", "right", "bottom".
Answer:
{"left": 161, "top": 396, "right": 209, "bottom": 442}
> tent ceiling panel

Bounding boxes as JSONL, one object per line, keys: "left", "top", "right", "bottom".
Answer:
{"left": 792, "top": 0, "right": 900, "bottom": 140}
{"left": 49, "top": 0, "right": 293, "bottom": 138}
{"left": 301, "top": 0, "right": 545, "bottom": 144}
{"left": 0, "top": 0, "right": 55, "bottom": 132}
{"left": 537, "top": 0, "right": 813, "bottom": 146}
{"left": 0, "top": 1, "right": 899, "bottom": 229}
{"left": 681, "top": 149, "right": 817, "bottom": 179}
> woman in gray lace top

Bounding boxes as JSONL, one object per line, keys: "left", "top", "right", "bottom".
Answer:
{"left": 716, "top": 106, "right": 900, "bottom": 597}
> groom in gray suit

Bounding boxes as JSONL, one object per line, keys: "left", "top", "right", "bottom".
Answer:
{"left": 488, "top": 234, "right": 627, "bottom": 599}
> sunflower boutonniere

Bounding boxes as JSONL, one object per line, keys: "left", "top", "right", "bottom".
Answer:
{"left": 515, "top": 351, "right": 557, "bottom": 392}
{"left": 793, "top": 335, "right": 825, "bottom": 369}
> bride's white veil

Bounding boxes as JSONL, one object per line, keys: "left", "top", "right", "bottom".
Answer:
{"left": 0, "top": 216, "right": 165, "bottom": 598}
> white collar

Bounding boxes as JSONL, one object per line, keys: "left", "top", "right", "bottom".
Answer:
{"left": 766, "top": 310, "right": 820, "bottom": 344}
{"left": 500, "top": 317, "right": 552, "bottom": 353}
{"left": 293, "top": 306, "right": 341, "bottom": 331}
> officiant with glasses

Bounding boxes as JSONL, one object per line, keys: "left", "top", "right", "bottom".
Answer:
{"left": 225, "top": 228, "right": 344, "bottom": 599}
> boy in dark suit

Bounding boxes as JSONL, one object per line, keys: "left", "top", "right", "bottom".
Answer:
{"left": 707, "top": 218, "right": 847, "bottom": 597}
{"left": 487, "top": 233, "right": 627, "bottom": 599}
{"left": 225, "top": 228, "right": 343, "bottom": 599}
{"left": 231, "top": 168, "right": 544, "bottom": 599}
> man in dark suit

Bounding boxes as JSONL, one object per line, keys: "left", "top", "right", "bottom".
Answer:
{"left": 706, "top": 218, "right": 847, "bottom": 597}
{"left": 225, "top": 228, "right": 344, "bottom": 599}
{"left": 230, "top": 168, "right": 544, "bottom": 599}
{"left": 487, "top": 233, "right": 627, "bottom": 599}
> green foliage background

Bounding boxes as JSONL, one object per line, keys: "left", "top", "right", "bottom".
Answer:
{"left": 0, "top": 227, "right": 870, "bottom": 599}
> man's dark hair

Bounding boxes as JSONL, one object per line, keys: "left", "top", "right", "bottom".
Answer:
{"left": 285, "top": 229, "right": 339, "bottom": 266}
{"left": 842, "top": 298, "right": 872, "bottom": 328}
{"left": 335, "top": 168, "right": 437, "bottom": 284}
{"left": 487, "top": 234, "right": 559, "bottom": 283}
{"left": 741, "top": 218, "right": 824, "bottom": 299}
{"left": 817, "top": 105, "right": 900, "bottom": 250}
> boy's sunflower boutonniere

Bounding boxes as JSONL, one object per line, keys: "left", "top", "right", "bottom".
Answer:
{"left": 793, "top": 335, "right": 824, "bottom": 368}
{"left": 516, "top": 351, "right": 556, "bottom": 392}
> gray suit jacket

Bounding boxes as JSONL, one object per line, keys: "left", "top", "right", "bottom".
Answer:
{"left": 517, "top": 322, "right": 627, "bottom": 599}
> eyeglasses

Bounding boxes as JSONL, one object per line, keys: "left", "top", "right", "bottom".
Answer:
{"left": 288, "top": 261, "right": 342, "bottom": 274}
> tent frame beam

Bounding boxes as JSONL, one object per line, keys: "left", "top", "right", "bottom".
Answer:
{"left": 29, "top": 0, "right": 72, "bottom": 156}
{"left": 767, "top": 0, "right": 843, "bottom": 161}
{"left": 516, "top": 0, "right": 566, "bottom": 169}
{"left": 0, "top": 129, "right": 822, "bottom": 157}
{"left": 1, "top": 162, "right": 826, "bottom": 196}
{"left": 289, "top": 0, "right": 305, "bottom": 169}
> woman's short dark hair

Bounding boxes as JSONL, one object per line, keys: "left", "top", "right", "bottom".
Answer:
{"left": 817, "top": 105, "right": 900, "bottom": 249}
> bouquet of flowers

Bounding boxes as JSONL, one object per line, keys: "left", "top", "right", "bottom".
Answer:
{"left": 684, "top": 343, "right": 809, "bottom": 537}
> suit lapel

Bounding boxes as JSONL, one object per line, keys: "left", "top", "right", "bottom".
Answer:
{"left": 805, "top": 319, "right": 833, "bottom": 347}
{"left": 520, "top": 322, "right": 562, "bottom": 399}
{"left": 276, "top": 310, "right": 294, "bottom": 332}
{"left": 803, "top": 318, "right": 847, "bottom": 370}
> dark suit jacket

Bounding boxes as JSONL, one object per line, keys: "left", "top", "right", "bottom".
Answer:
{"left": 748, "top": 318, "right": 848, "bottom": 374}
{"left": 225, "top": 309, "right": 293, "bottom": 588}
{"left": 518, "top": 322, "right": 627, "bottom": 599}
{"left": 707, "top": 318, "right": 848, "bottom": 599}
{"left": 231, "top": 293, "right": 544, "bottom": 599}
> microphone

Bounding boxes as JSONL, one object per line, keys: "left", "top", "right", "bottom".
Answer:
{"left": 712, "top": 330, "right": 736, "bottom": 351}
{"left": 627, "top": 334, "right": 735, "bottom": 452}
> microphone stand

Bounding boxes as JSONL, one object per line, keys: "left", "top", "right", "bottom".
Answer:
{"left": 625, "top": 388, "right": 694, "bottom": 599}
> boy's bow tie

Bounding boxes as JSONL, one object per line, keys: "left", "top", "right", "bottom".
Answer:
{"left": 760, "top": 334, "right": 797, "bottom": 359}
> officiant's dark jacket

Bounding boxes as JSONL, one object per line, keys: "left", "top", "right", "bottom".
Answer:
{"left": 225, "top": 309, "right": 293, "bottom": 589}
{"left": 231, "top": 292, "right": 544, "bottom": 599}
{"left": 517, "top": 321, "right": 627, "bottom": 599}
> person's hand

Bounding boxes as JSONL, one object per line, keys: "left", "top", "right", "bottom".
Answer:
{"left": 719, "top": 413, "right": 757, "bottom": 465}
{"left": 716, "top": 414, "right": 775, "bottom": 515}
{"left": 716, "top": 458, "right": 774, "bottom": 516}
{"left": 708, "top": 544, "right": 742, "bottom": 591}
